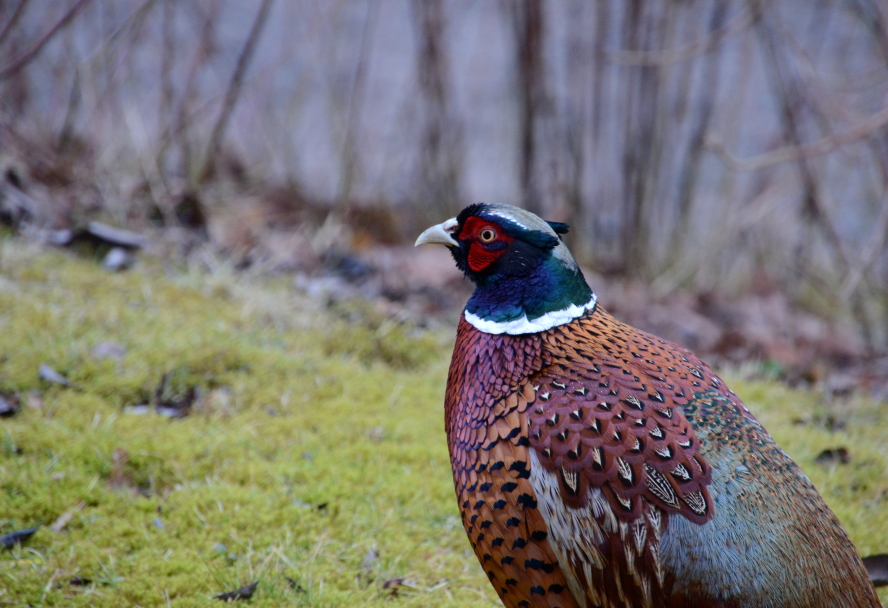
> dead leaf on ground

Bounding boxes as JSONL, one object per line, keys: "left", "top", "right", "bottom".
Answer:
{"left": 383, "top": 577, "right": 406, "bottom": 596}
{"left": 284, "top": 576, "right": 304, "bottom": 592}
{"left": 38, "top": 364, "right": 72, "bottom": 387}
{"left": 1, "top": 527, "right": 38, "bottom": 550}
{"left": 358, "top": 547, "right": 380, "bottom": 588}
{"left": 863, "top": 554, "right": 888, "bottom": 587}
{"left": 108, "top": 448, "right": 132, "bottom": 489}
{"left": 0, "top": 391, "right": 20, "bottom": 417}
{"left": 215, "top": 581, "right": 258, "bottom": 602}
{"left": 50, "top": 502, "right": 85, "bottom": 532}
{"left": 815, "top": 447, "right": 850, "bottom": 465}
{"left": 92, "top": 341, "right": 127, "bottom": 361}
{"left": 69, "top": 576, "right": 92, "bottom": 586}
{"left": 25, "top": 390, "right": 43, "bottom": 410}
{"left": 52, "top": 221, "right": 148, "bottom": 250}
{"left": 154, "top": 369, "right": 198, "bottom": 418}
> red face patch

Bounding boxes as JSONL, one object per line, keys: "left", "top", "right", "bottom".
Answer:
{"left": 459, "top": 216, "right": 515, "bottom": 272}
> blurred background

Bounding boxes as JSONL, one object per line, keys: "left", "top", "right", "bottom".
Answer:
{"left": 2, "top": 0, "right": 888, "bottom": 393}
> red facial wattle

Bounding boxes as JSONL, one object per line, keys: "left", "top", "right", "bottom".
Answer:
{"left": 459, "top": 217, "right": 515, "bottom": 272}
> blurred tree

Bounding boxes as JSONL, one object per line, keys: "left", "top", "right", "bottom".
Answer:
{"left": 412, "top": 0, "right": 463, "bottom": 222}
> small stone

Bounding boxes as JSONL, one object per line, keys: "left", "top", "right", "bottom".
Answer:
{"left": 38, "top": 364, "right": 72, "bottom": 387}
{"left": 92, "top": 341, "right": 127, "bottom": 361}
{"left": 0, "top": 392, "right": 20, "bottom": 417}
{"left": 49, "top": 229, "right": 74, "bottom": 246}
{"left": 124, "top": 404, "right": 151, "bottom": 415}
{"left": 102, "top": 247, "right": 134, "bottom": 271}
{"left": 86, "top": 221, "right": 148, "bottom": 249}
{"left": 25, "top": 391, "right": 43, "bottom": 410}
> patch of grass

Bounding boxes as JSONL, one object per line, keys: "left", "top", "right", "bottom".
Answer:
{"left": 0, "top": 239, "right": 885, "bottom": 606}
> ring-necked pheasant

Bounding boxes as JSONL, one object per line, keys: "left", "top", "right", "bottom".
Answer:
{"left": 415, "top": 203, "right": 881, "bottom": 608}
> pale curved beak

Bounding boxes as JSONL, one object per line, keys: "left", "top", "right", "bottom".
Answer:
{"left": 415, "top": 217, "right": 459, "bottom": 247}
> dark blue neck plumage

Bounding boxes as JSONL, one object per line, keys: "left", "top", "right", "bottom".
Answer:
{"left": 465, "top": 255, "right": 593, "bottom": 323}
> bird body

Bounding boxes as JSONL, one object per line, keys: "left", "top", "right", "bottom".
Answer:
{"left": 417, "top": 203, "right": 881, "bottom": 608}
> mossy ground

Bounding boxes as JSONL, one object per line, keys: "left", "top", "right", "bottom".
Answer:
{"left": 0, "top": 238, "right": 886, "bottom": 607}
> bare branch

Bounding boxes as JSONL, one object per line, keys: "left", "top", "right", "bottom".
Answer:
{"left": 83, "top": 0, "right": 160, "bottom": 69}
{"left": 0, "top": 0, "right": 31, "bottom": 47}
{"left": 337, "top": 0, "right": 380, "bottom": 203}
{"left": 605, "top": 4, "right": 756, "bottom": 66}
{"left": 706, "top": 104, "right": 888, "bottom": 171}
{"left": 0, "top": 0, "right": 93, "bottom": 81}
{"left": 198, "top": 0, "right": 274, "bottom": 184}
{"left": 840, "top": 193, "right": 888, "bottom": 300}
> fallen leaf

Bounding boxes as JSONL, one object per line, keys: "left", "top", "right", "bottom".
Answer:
{"left": 815, "top": 447, "right": 850, "bottom": 465}
{"left": 92, "top": 342, "right": 127, "bottom": 361}
{"left": 383, "top": 577, "right": 405, "bottom": 596}
{"left": 1, "top": 527, "right": 38, "bottom": 550}
{"left": 109, "top": 448, "right": 131, "bottom": 489}
{"left": 83, "top": 221, "right": 149, "bottom": 250}
{"left": 154, "top": 369, "right": 198, "bottom": 418}
{"left": 38, "top": 364, "right": 72, "bottom": 387}
{"left": 358, "top": 547, "right": 379, "bottom": 588}
{"left": 863, "top": 554, "right": 888, "bottom": 587}
{"left": 24, "top": 390, "right": 43, "bottom": 410}
{"left": 215, "top": 581, "right": 258, "bottom": 602}
{"left": 0, "top": 392, "right": 20, "bottom": 417}
{"left": 50, "top": 502, "right": 85, "bottom": 532}
{"left": 284, "top": 576, "right": 304, "bottom": 592}
{"left": 69, "top": 576, "right": 92, "bottom": 586}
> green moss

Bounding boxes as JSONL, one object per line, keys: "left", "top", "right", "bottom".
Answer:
{"left": 0, "top": 239, "right": 885, "bottom": 606}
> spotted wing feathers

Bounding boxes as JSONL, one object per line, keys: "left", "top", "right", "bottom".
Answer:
{"left": 528, "top": 313, "right": 721, "bottom": 525}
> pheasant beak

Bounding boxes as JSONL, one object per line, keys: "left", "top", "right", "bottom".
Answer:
{"left": 415, "top": 217, "right": 459, "bottom": 248}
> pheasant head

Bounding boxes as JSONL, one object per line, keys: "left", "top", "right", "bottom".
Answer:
{"left": 415, "top": 203, "right": 595, "bottom": 334}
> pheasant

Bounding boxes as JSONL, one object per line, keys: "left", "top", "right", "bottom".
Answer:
{"left": 415, "top": 203, "right": 881, "bottom": 608}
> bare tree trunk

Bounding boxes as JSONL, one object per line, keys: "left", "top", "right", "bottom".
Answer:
{"left": 668, "top": 0, "right": 729, "bottom": 260}
{"left": 412, "top": 0, "right": 463, "bottom": 222}
{"left": 620, "top": 1, "right": 664, "bottom": 276}
{"left": 337, "top": 0, "right": 379, "bottom": 207}
{"left": 564, "top": 1, "right": 591, "bottom": 261}
{"left": 509, "top": 0, "right": 546, "bottom": 215}
{"left": 198, "top": 0, "right": 273, "bottom": 184}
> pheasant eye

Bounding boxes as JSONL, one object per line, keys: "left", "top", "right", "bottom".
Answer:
{"left": 479, "top": 229, "right": 497, "bottom": 243}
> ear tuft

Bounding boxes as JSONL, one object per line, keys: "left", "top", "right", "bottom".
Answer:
{"left": 546, "top": 221, "right": 570, "bottom": 236}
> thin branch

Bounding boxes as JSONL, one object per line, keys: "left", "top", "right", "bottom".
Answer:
{"left": 605, "top": 4, "right": 756, "bottom": 66}
{"left": 0, "top": 0, "right": 31, "bottom": 47}
{"left": 840, "top": 193, "right": 888, "bottom": 299}
{"left": 198, "top": 0, "right": 274, "bottom": 184}
{"left": 82, "top": 0, "right": 160, "bottom": 69}
{"left": 337, "top": 0, "right": 380, "bottom": 203}
{"left": 706, "top": 104, "right": 888, "bottom": 171}
{"left": 0, "top": 0, "right": 93, "bottom": 81}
